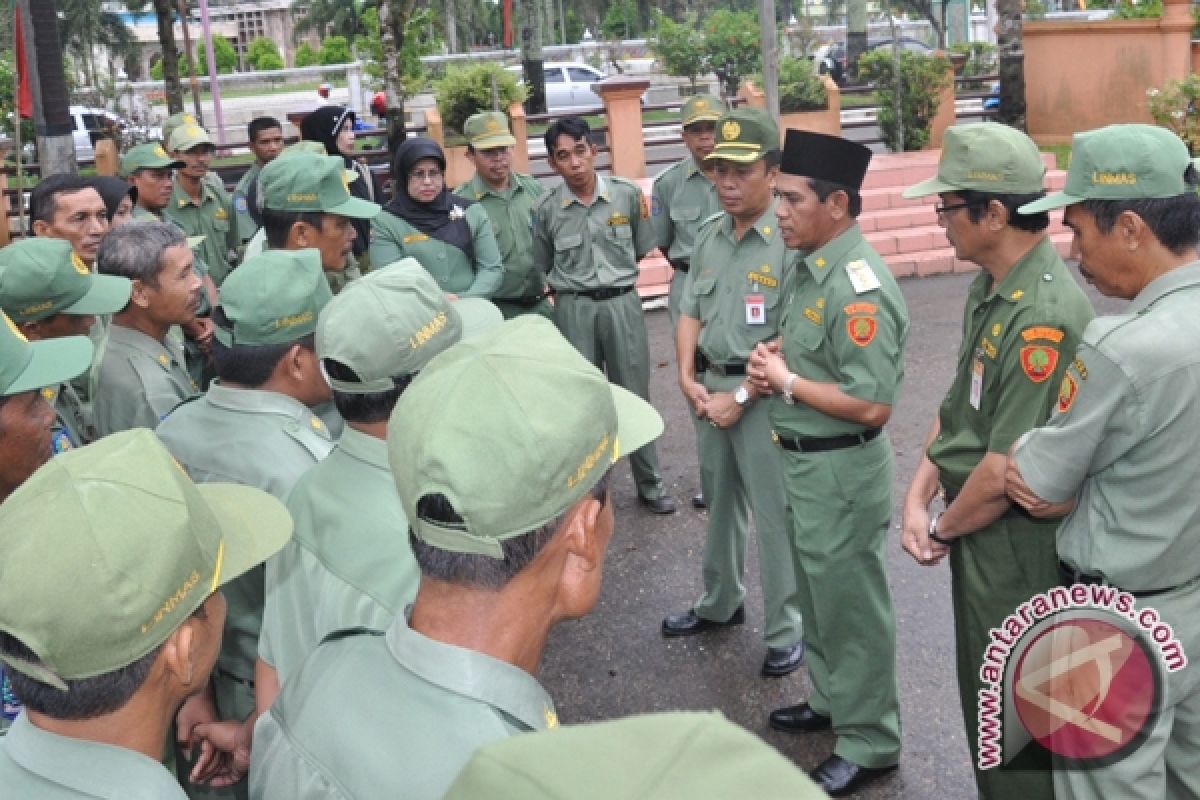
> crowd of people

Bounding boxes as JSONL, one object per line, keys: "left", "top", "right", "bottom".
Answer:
{"left": 0, "top": 92, "right": 1197, "bottom": 800}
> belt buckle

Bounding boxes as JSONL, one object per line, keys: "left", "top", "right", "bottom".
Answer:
{"left": 771, "top": 430, "right": 780, "bottom": 445}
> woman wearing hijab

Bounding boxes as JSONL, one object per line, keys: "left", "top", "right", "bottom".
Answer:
{"left": 300, "top": 105, "right": 382, "bottom": 262}
{"left": 89, "top": 176, "right": 137, "bottom": 227}
{"left": 370, "top": 137, "right": 503, "bottom": 298}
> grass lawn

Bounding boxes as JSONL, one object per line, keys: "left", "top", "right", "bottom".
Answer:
{"left": 1041, "top": 143, "right": 1071, "bottom": 170}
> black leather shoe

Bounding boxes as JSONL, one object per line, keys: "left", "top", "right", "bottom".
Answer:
{"left": 661, "top": 605, "right": 745, "bottom": 637}
{"left": 761, "top": 642, "right": 805, "bottom": 677}
{"left": 810, "top": 754, "right": 897, "bottom": 797}
{"left": 639, "top": 494, "right": 677, "bottom": 515}
{"left": 768, "top": 702, "right": 831, "bottom": 733}
{"left": 691, "top": 491, "right": 706, "bottom": 509}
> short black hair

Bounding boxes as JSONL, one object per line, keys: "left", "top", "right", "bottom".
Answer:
{"left": 959, "top": 189, "right": 1050, "bottom": 233}
{"left": 762, "top": 150, "right": 782, "bottom": 169}
{"left": 211, "top": 307, "right": 316, "bottom": 387}
{"left": 1077, "top": 166, "right": 1200, "bottom": 254}
{"left": 807, "top": 177, "right": 862, "bottom": 218}
{"left": 323, "top": 358, "right": 411, "bottom": 423}
{"left": 544, "top": 116, "right": 592, "bottom": 154}
{"left": 248, "top": 116, "right": 282, "bottom": 142}
{"left": 410, "top": 470, "right": 611, "bottom": 590}
{"left": 260, "top": 207, "right": 329, "bottom": 249}
{"left": 29, "top": 174, "right": 96, "bottom": 229}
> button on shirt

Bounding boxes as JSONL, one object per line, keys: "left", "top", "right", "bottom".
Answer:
{"left": 1013, "top": 263, "right": 1200, "bottom": 590}
{"left": 455, "top": 172, "right": 545, "bottom": 300}
{"left": 532, "top": 175, "right": 657, "bottom": 291}
{"left": 90, "top": 323, "right": 196, "bottom": 436}
{"left": 650, "top": 156, "right": 720, "bottom": 264}
{"left": 251, "top": 613, "right": 557, "bottom": 800}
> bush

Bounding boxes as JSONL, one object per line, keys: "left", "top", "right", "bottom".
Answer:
{"left": 150, "top": 59, "right": 164, "bottom": 80}
{"left": 651, "top": 11, "right": 707, "bottom": 91}
{"left": 295, "top": 42, "right": 320, "bottom": 68}
{"left": 320, "top": 35, "right": 353, "bottom": 65}
{"left": 776, "top": 55, "right": 827, "bottom": 112}
{"left": 858, "top": 49, "right": 952, "bottom": 151}
{"left": 1115, "top": 0, "right": 1162, "bottom": 17}
{"left": 195, "top": 37, "right": 238, "bottom": 75}
{"left": 703, "top": 9, "right": 761, "bottom": 97}
{"left": 247, "top": 37, "right": 282, "bottom": 71}
{"left": 1147, "top": 75, "right": 1200, "bottom": 154}
{"left": 601, "top": 0, "right": 641, "bottom": 39}
{"left": 433, "top": 63, "right": 526, "bottom": 135}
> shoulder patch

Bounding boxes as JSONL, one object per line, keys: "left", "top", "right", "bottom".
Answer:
{"left": 844, "top": 302, "right": 877, "bottom": 315}
{"left": 1057, "top": 371, "right": 1078, "bottom": 413}
{"left": 1020, "top": 345, "right": 1059, "bottom": 383}
{"left": 1021, "top": 326, "right": 1065, "bottom": 344}
{"left": 847, "top": 316, "right": 878, "bottom": 346}
{"left": 234, "top": 195, "right": 248, "bottom": 213}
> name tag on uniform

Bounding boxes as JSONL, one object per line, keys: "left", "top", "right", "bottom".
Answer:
{"left": 846, "top": 259, "right": 881, "bottom": 294}
{"left": 970, "top": 357, "right": 984, "bottom": 410}
{"left": 745, "top": 293, "right": 766, "bottom": 325}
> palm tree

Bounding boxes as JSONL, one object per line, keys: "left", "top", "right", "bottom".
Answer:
{"left": 58, "top": 0, "right": 136, "bottom": 87}
{"left": 21, "top": 0, "right": 76, "bottom": 173}
{"left": 123, "top": 0, "right": 185, "bottom": 112}
{"left": 293, "top": 0, "right": 369, "bottom": 41}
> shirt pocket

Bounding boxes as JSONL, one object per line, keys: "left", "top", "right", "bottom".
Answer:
{"left": 788, "top": 316, "right": 825, "bottom": 353}
{"left": 670, "top": 206, "right": 701, "bottom": 224}
{"left": 554, "top": 232, "right": 585, "bottom": 269}
{"left": 606, "top": 222, "right": 634, "bottom": 244}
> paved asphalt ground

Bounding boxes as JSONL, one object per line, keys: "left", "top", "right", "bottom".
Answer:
{"left": 537, "top": 268, "right": 1124, "bottom": 798}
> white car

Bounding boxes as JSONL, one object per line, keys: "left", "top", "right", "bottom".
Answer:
{"left": 69, "top": 106, "right": 125, "bottom": 161}
{"left": 505, "top": 62, "right": 613, "bottom": 113}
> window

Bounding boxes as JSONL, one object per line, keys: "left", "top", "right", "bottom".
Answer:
{"left": 543, "top": 68, "right": 565, "bottom": 84}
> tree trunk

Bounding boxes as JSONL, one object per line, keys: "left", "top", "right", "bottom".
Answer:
{"left": 21, "top": 0, "right": 76, "bottom": 174}
{"left": 995, "top": 0, "right": 1026, "bottom": 130}
{"left": 379, "top": 0, "right": 416, "bottom": 157}
{"left": 445, "top": 0, "right": 458, "bottom": 53}
{"left": 518, "top": 0, "right": 546, "bottom": 114}
{"left": 846, "top": 0, "right": 867, "bottom": 83}
{"left": 150, "top": 0, "right": 184, "bottom": 112}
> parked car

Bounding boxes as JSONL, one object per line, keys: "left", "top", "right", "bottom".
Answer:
{"left": 70, "top": 106, "right": 124, "bottom": 161}
{"left": 814, "top": 37, "right": 936, "bottom": 86}
{"left": 506, "top": 62, "right": 644, "bottom": 113}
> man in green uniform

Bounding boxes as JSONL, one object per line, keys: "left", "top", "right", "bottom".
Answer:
{"left": 162, "top": 111, "right": 227, "bottom": 194}
{"left": 28, "top": 174, "right": 110, "bottom": 267}
{"left": 165, "top": 124, "right": 239, "bottom": 285}
{"left": 444, "top": 711, "right": 829, "bottom": 799}
{"left": 256, "top": 260, "right": 501, "bottom": 703}
{"left": 651, "top": 94, "right": 726, "bottom": 510}
{"left": 1007, "top": 124, "right": 1200, "bottom": 800}
{"left": 661, "top": 109, "right": 804, "bottom": 678}
{"left": 232, "top": 117, "right": 284, "bottom": 246}
{"left": 0, "top": 238, "right": 132, "bottom": 449}
{"left": 898, "top": 123, "right": 1093, "bottom": 800}
{"left": 0, "top": 428, "right": 291, "bottom": 797}
{"left": 455, "top": 111, "right": 551, "bottom": 318}
{"left": 91, "top": 221, "right": 201, "bottom": 435}
{"left": 532, "top": 116, "right": 675, "bottom": 514}
{"left": 156, "top": 248, "right": 335, "bottom": 799}
{"left": 748, "top": 130, "right": 906, "bottom": 796}
{"left": 251, "top": 316, "right": 664, "bottom": 800}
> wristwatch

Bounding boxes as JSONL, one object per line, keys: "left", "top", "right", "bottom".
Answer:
{"left": 733, "top": 386, "right": 750, "bottom": 406}
{"left": 781, "top": 373, "right": 798, "bottom": 405}
{"left": 928, "top": 511, "right": 953, "bottom": 546}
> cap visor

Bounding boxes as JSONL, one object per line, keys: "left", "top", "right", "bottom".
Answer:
{"left": 327, "top": 196, "right": 382, "bottom": 220}
{"left": 705, "top": 148, "right": 764, "bottom": 164}
{"left": 472, "top": 134, "right": 517, "bottom": 149}
{"left": 610, "top": 384, "right": 664, "bottom": 461}
{"left": 452, "top": 298, "right": 504, "bottom": 340}
{"left": 63, "top": 275, "right": 132, "bottom": 316}
{"left": 6, "top": 335, "right": 92, "bottom": 396}
{"left": 901, "top": 175, "right": 958, "bottom": 199}
{"left": 683, "top": 113, "right": 722, "bottom": 125}
{"left": 195, "top": 483, "right": 293, "bottom": 590}
{"left": 1018, "top": 190, "right": 1081, "bottom": 214}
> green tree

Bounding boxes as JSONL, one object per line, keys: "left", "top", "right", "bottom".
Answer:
{"left": 319, "top": 34, "right": 353, "bottom": 64}
{"left": 124, "top": 0, "right": 184, "bottom": 111}
{"left": 650, "top": 11, "right": 707, "bottom": 91}
{"left": 858, "top": 49, "right": 951, "bottom": 151}
{"left": 600, "top": 0, "right": 639, "bottom": 38}
{"left": 433, "top": 63, "right": 526, "bottom": 135}
{"left": 776, "top": 55, "right": 827, "bottom": 111}
{"left": 354, "top": 6, "right": 438, "bottom": 97}
{"left": 294, "top": 42, "right": 320, "bottom": 67}
{"left": 195, "top": 36, "right": 238, "bottom": 74}
{"left": 703, "top": 9, "right": 760, "bottom": 97}
{"left": 292, "top": 0, "right": 368, "bottom": 40}
{"left": 246, "top": 36, "right": 283, "bottom": 70}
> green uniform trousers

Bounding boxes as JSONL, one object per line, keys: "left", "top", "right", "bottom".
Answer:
{"left": 950, "top": 514, "right": 1058, "bottom": 800}
{"left": 493, "top": 296, "right": 554, "bottom": 321}
{"left": 782, "top": 434, "right": 902, "bottom": 768}
{"left": 667, "top": 267, "right": 687, "bottom": 328}
{"left": 692, "top": 374, "right": 802, "bottom": 647}
{"left": 554, "top": 290, "right": 664, "bottom": 499}
{"left": 176, "top": 673, "right": 254, "bottom": 800}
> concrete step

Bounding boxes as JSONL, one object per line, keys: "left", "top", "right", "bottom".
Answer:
{"left": 860, "top": 169, "right": 1067, "bottom": 213}
{"left": 865, "top": 218, "right": 1070, "bottom": 256}
{"left": 885, "top": 230, "right": 1073, "bottom": 279}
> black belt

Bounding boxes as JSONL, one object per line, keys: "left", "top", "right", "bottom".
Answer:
{"left": 504, "top": 291, "right": 549, "bottom": 307}
{"left": 669, "top": 258, "right": 691, "bottom": 274}
{"left": 1057, "top": 560, "right": 1182, "bottom": 599}
{"left": 695, "top": 351, "right": 746, "bottom": 377}
{"left": 772, "top": 427, "right": 881, "bottom": 453}
{"left": 554, "top": 285, "right": 635, "bottom": 302}
{"left": 943, "top": 489, "right": 1035, "bottom": 522}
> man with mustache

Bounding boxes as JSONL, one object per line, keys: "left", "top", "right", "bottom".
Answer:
{"left": 28, "top": 174, "right": 109, "bottom": 267}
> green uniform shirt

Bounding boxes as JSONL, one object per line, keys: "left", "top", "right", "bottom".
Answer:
{"left": 156, "top": 383, "right": 335, "bottom": 681}
{"left": 680, "top": 205, "right": 791, "bottom": 363}
{"left": 259, "top": 428, "right": 417, "bottom": 685}
{"left": 251, "top": 614, "right": 557, "bottom": 800}
{"left": 90, "top": 323, "right": 196, "bottom": 436}
{"left": 532, "top": 175, "right": 657, "bottom": 291}
{"left": 368, "top": 204, "right": 504, "bottom": 297}
{"left": 1013, "top": 262, "right": 1200, "bottom": 591}
{"left": 650, "top": 156, "right": 720, "bottom": 265}
{"left": 44, "top": 382, "right": 91, "bottom": 451}
{"left": 770, "top": 225, "right": 909, "bottom": 437}
{"left": 163, "top": 178, "right": 237, "bottom": 285}
{"left": 232, "top": 162, "right": 262, "bottom": 245}
{"left": 928, "top": 238, "right": 1093, "bottom": 493}
{"left": 455, "top": 172, "right": 545, "bottom": 300}
{"left": 0, "top": 713, "right": 186, "bottom": 799}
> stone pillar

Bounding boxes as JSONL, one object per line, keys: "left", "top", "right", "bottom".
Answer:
{"left": 596, "top": 76, "right": 650, "bottom": 179}
{"left": 508, "top": 100, "right": 530, "bottom": 175}
{"left": 1161, "top": 0, "right": 1193, "bottom": 83}
{"left": 94, "top": 139, "right": 119, "bottom": 176}
{"left": 926, "top": 63, "right": 958, "bottom": 150}
{"left": 423, "top": 106, "right": 445, "bottom": 149}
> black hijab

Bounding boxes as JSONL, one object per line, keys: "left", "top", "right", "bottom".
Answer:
{"left": 300, "top": 105, "right": 376, "bottom": 257}
{"left": 384, "top": 137, "right": 476, "bottom": 257}
{"left": 89, "top": 176, "right": 137, "bottom": 221}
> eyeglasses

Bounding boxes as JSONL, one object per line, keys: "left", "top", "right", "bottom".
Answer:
{"left": 934, "top": 201, "right": 976, "bottom": 216}
{"left": 409, "top": 169, "right": 443, "bottom": 183}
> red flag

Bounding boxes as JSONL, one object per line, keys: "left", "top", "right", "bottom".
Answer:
{"left": 14, "top": 7, "right": 33, "bottom": 119}
{"left": 503, "top": 0, "right": 513, "bottom": 48}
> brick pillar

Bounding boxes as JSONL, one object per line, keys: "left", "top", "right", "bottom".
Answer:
{"left": 596, "top": 76, "right": 650, "bottom": 180}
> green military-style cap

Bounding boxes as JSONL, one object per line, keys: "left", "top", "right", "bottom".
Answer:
{"left": 387, "top": 316, "right": 664, "bottom": 559}
{"left": 259, "top": 152, "right": 380, "bottom": 219}
{"left": 215, "top": 248, "right": 332, "bottom": 347}
{"left": 0, "top": 311, "right": 92, "bottom": 397}
{"left": 464, "top": 111, "right": 517, "bottom": 150}
{"left": 1020, "top": 124, "right": 1198, "bottom": 214}
{"left": 162, "top": 111, "right": 201, "bottom": 148}
{"left": 904, "top": 122, "right": 1046, "bottom": 198}
{"left": 681, "top": 94, "right": 727, "bottom": 127}
{"left": 279, "top": 141, "right": 327, "bottom": 158}
{"left": 707, "top": 108, "right": 779, "bottom": 163}
{"left": 317, "top": 258, "right": 502, "bottom": 394}
{"left": 444, "top": 712, "right": 830, "bottom": 800}
{"left": 0, "top": 238, "right": 132, "bottom": 323}
{"left": 0, "top": 429, "right": 292, "bottom": 691}
{"left": 168, "top": 122, "right": 214, "bottom": 153}
{"left": 121, "top": 142, "right": 185, "bottom": 177}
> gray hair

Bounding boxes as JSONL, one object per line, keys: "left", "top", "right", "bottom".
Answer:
{"left": 96, "top": 220, "right": 186, "bottom": 285}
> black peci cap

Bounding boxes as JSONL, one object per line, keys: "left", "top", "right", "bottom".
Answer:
{"left": 780, "top": 130, "right": 873, "bottom": 191}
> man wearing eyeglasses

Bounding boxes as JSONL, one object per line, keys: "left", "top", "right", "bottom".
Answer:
{"left": 455, "top": 112, "right": 551, "bottom": 320}
{"left": 898, "top": 123, "right": 1092, "bottom": 800}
